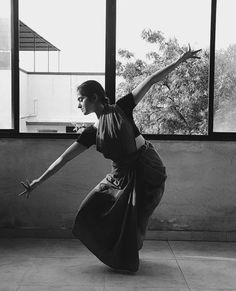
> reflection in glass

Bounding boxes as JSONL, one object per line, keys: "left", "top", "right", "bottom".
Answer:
{"left": 0, "top": 0, "right": 12, "bottom": 129}
{"left": 214, "top": 0, "right": 236, "bottom": 132}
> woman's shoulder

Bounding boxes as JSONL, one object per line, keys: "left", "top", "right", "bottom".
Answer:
{"left": 116, "top": 92, "right": 135, "bottom": 109}
{"left": 76, "top": 124, "right": 97, "bottom": 148}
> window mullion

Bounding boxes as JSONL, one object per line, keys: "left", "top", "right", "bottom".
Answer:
{"left": 105, "top": 0, "right": 116, "bottom": 104}
{"left": 208, "top": 0, "right": 217, "bottom": 136}
{"left": 11, "top": 0, "right": 19, "bottom": 132}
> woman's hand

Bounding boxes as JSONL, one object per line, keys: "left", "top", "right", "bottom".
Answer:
{"left": 180, "top": 44, "right": 202, "bottom": 63}
{"left": 18, "top": 179, "right": 39, "bottom": 199}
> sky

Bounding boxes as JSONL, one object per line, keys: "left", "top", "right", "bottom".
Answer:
{"left": 2, "top": 0, "right": 236, "bottom": 72}
{"left": 17, "top": 0, "right": 236, "bottom": 73}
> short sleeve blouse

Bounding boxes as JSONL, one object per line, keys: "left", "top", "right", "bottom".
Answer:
{"left": 77, "top": 93, "right": 140, "bottom": 148}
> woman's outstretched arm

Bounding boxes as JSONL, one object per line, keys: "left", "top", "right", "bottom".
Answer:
{"left": 132, "top": 45, "right": 201, "bottom": 105}
{"left": 18, "top": 142, "right": 87, "bottom": 199}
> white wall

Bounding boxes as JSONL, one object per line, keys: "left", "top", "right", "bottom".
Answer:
{"left": 20, "top": 73, "right": 105, "bottom": 132}
{"left": 27, "top": 74, "right": 104, "bottom": 122}
{"left": 0, "top": 70, "right": 12, "bottom": 129}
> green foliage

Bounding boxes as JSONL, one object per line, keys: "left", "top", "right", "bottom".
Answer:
{"left": 116, "top": 29, "right": 209, "bottom": 135}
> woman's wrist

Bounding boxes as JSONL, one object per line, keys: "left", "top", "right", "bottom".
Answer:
{"left": 34, "top": 178, "right": 41, "bottom": 186}
{"left": 177, "top": 55, "right": 185, "bottom": 64}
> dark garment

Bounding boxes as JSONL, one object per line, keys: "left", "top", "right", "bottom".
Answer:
{"left": 96, "top": 103, "right": 137, "bottom": 159}
{"left": 116, "top": 93, "right": 140, "bottom": 137}
{"left": 76, "top": 124, "right": 97, "bottom": 148}
{"left": 72, "top": 99, "right": 167, "bottom": 272}
{"left": 77, "top": 93, "right": 140, "bottom": 148}
{"left": 72, "top": 141, "right": 166, "bottom": 272}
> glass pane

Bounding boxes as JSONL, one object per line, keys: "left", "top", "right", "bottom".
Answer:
{"left": 214, "top": 0, "right": 236, "bottom": 132}
{"left": 0, "top": 0, "right": 12, "bottom": 129}
{"left": 19, "top": 0, "right": 105, "bottom": 133}
{"left": 116, "top": 0, "right": 211, "bottom": 135}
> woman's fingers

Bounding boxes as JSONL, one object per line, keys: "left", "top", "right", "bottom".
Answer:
{"left": 194, "top": 49, "right": 202, "bottom": 54}
{"left": 185, "top": 48, "right": 201, "bottom": 59}
{"left": 26, "top": 179, "right": 31, "bottom": 187}
{"left": 19, "top": 181, "right": 32, "bottom": 198}
{"left": 21, "top": 181, "right": 29, "bottom": 189}
{"left": 192, "top": 49, "right": 202, "bottom": 57}
{"left": 18, "top": 189, "right": 27, "bottom": 196}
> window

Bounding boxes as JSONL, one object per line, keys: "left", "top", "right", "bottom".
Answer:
{"left": 116, "top": 0, "right": 211, "bottom": 135}
{"left": 19, "top": 0, "right": 105, "bottom": 133}
{"left": 0, "top": 0, "right": 12, "bottom": 129}
{"left": 2, "top": 0, "right": 236, "bottom": 140}
{"left": 214, "top": 0, "right": 236, "bottom": 133}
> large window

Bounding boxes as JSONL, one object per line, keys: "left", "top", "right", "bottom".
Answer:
{"left": 214, "top": 0, "right": 236, "bottom": 132}
{"left": 19, "top": 0, "right": 105, "bottom": 133}
{"left": 0, "top": 0, "right": 12, "bottom": 129}
{"left": 116, "top": 0, "right": 211, "bottom": 135}
{"left": 2, "top": 0, "right": 236, "bottom": 140}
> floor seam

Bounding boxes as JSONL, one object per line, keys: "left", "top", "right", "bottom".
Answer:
{"left": 167, "top": 240, "right": 191, "bottom": 291}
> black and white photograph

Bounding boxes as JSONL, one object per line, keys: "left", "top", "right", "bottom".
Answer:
{"left": 1, "top": 0, "right": 236, "bottom": 290}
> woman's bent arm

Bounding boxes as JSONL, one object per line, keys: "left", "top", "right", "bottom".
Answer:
{"left": 36, "top": 142, "right": 86, "bottom": 185}
{"left": 19, "top": 142, "right": 87, "bottom": 198}
{"left": 132, "top": 46, "right": 201, "bottom": 105}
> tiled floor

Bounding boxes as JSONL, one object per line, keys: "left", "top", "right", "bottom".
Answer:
{"left": 0, "top": 239, "right": 236, "bottom": 291}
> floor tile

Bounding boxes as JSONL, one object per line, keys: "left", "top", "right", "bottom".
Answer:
{"left": 169, "top": 241, "right": 236, "bottom": 261}
{"left": 139, "top": 240, "right": 175, "bottom": 261}
{"left": 18, "top": 286, "right": 103, "bottom": 291}
{"left": 178, "top": 258, "right": 236, "bottom": 290}
{"left": 0, "top": 259, "right": 31, "bottom": 290}
{"left": 33, "top": 238, "right": 92, "bottom": 258}
{"left": 104, "top": 258, "right": 188, "bottom": 289}
{"left": 104, "top": 287, "right": 189, "bottom": 291}
{"left": 0, "top": 285, "right": 18, "bottom": 291}
{"left": 20, "top": 257, "right": 105, "bottom": 288}
{"left": 2, "top": 239, "right": 236, "bottom": 291}
{"left": 0, "top": 239, "right": 89, "bottom": 259}
{"left": 190, "top": 289, "right": 236, "bottom": 291}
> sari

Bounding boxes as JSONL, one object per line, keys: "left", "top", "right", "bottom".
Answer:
{"left": 72, "top": 104, "right": 167, "bottom": 272}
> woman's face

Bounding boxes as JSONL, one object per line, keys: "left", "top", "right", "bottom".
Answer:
{"left": 77, "top": 95, "right": 95, "bottom": 115}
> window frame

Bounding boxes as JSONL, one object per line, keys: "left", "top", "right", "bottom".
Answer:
{"left": 1, "top": 0, "right": 236, "bottom": 141}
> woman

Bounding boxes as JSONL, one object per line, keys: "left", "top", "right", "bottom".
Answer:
{"left": 19, "top": 46, "right": 201, "bottom": 272}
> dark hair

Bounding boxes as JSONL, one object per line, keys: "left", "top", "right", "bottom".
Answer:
{"left": 77, "top": 80, "right": 109, "bottom": 105}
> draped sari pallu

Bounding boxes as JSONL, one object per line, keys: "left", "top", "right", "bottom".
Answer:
{"left": 72, "top": 104, "right": 167, "bottom": 272}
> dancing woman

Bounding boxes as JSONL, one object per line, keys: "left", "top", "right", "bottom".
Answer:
{"left": 19, "top": 46, "right": 201, "bottom": 272}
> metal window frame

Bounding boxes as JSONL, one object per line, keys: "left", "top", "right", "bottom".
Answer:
{"left": 1, "top": 0, "right": 236, "bottom": 141}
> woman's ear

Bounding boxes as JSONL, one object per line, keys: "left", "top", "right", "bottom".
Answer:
{"left": 92, "top": 93, "right": 99, "bottom": 102}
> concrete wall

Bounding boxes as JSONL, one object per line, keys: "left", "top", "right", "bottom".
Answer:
{"left": 1, "top": 138, "right": 236, "bottom": 240}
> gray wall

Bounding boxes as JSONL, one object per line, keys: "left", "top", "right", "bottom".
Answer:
{"left": 1, "top": 138, "right": 236, "bottom": 240}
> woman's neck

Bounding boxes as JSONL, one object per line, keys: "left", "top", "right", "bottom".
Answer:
{"left": 94, "top": 103, "right": 105, "bottom": 119}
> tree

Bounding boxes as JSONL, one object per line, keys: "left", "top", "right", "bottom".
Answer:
{"left": 116, "top": 29, "right": 209, "bottom": 135}
{"left": 214, "top": 45, "right": 236, "bottom": 112}
{"left": 213, "top": 44, "right": 236, "bottom": 131}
